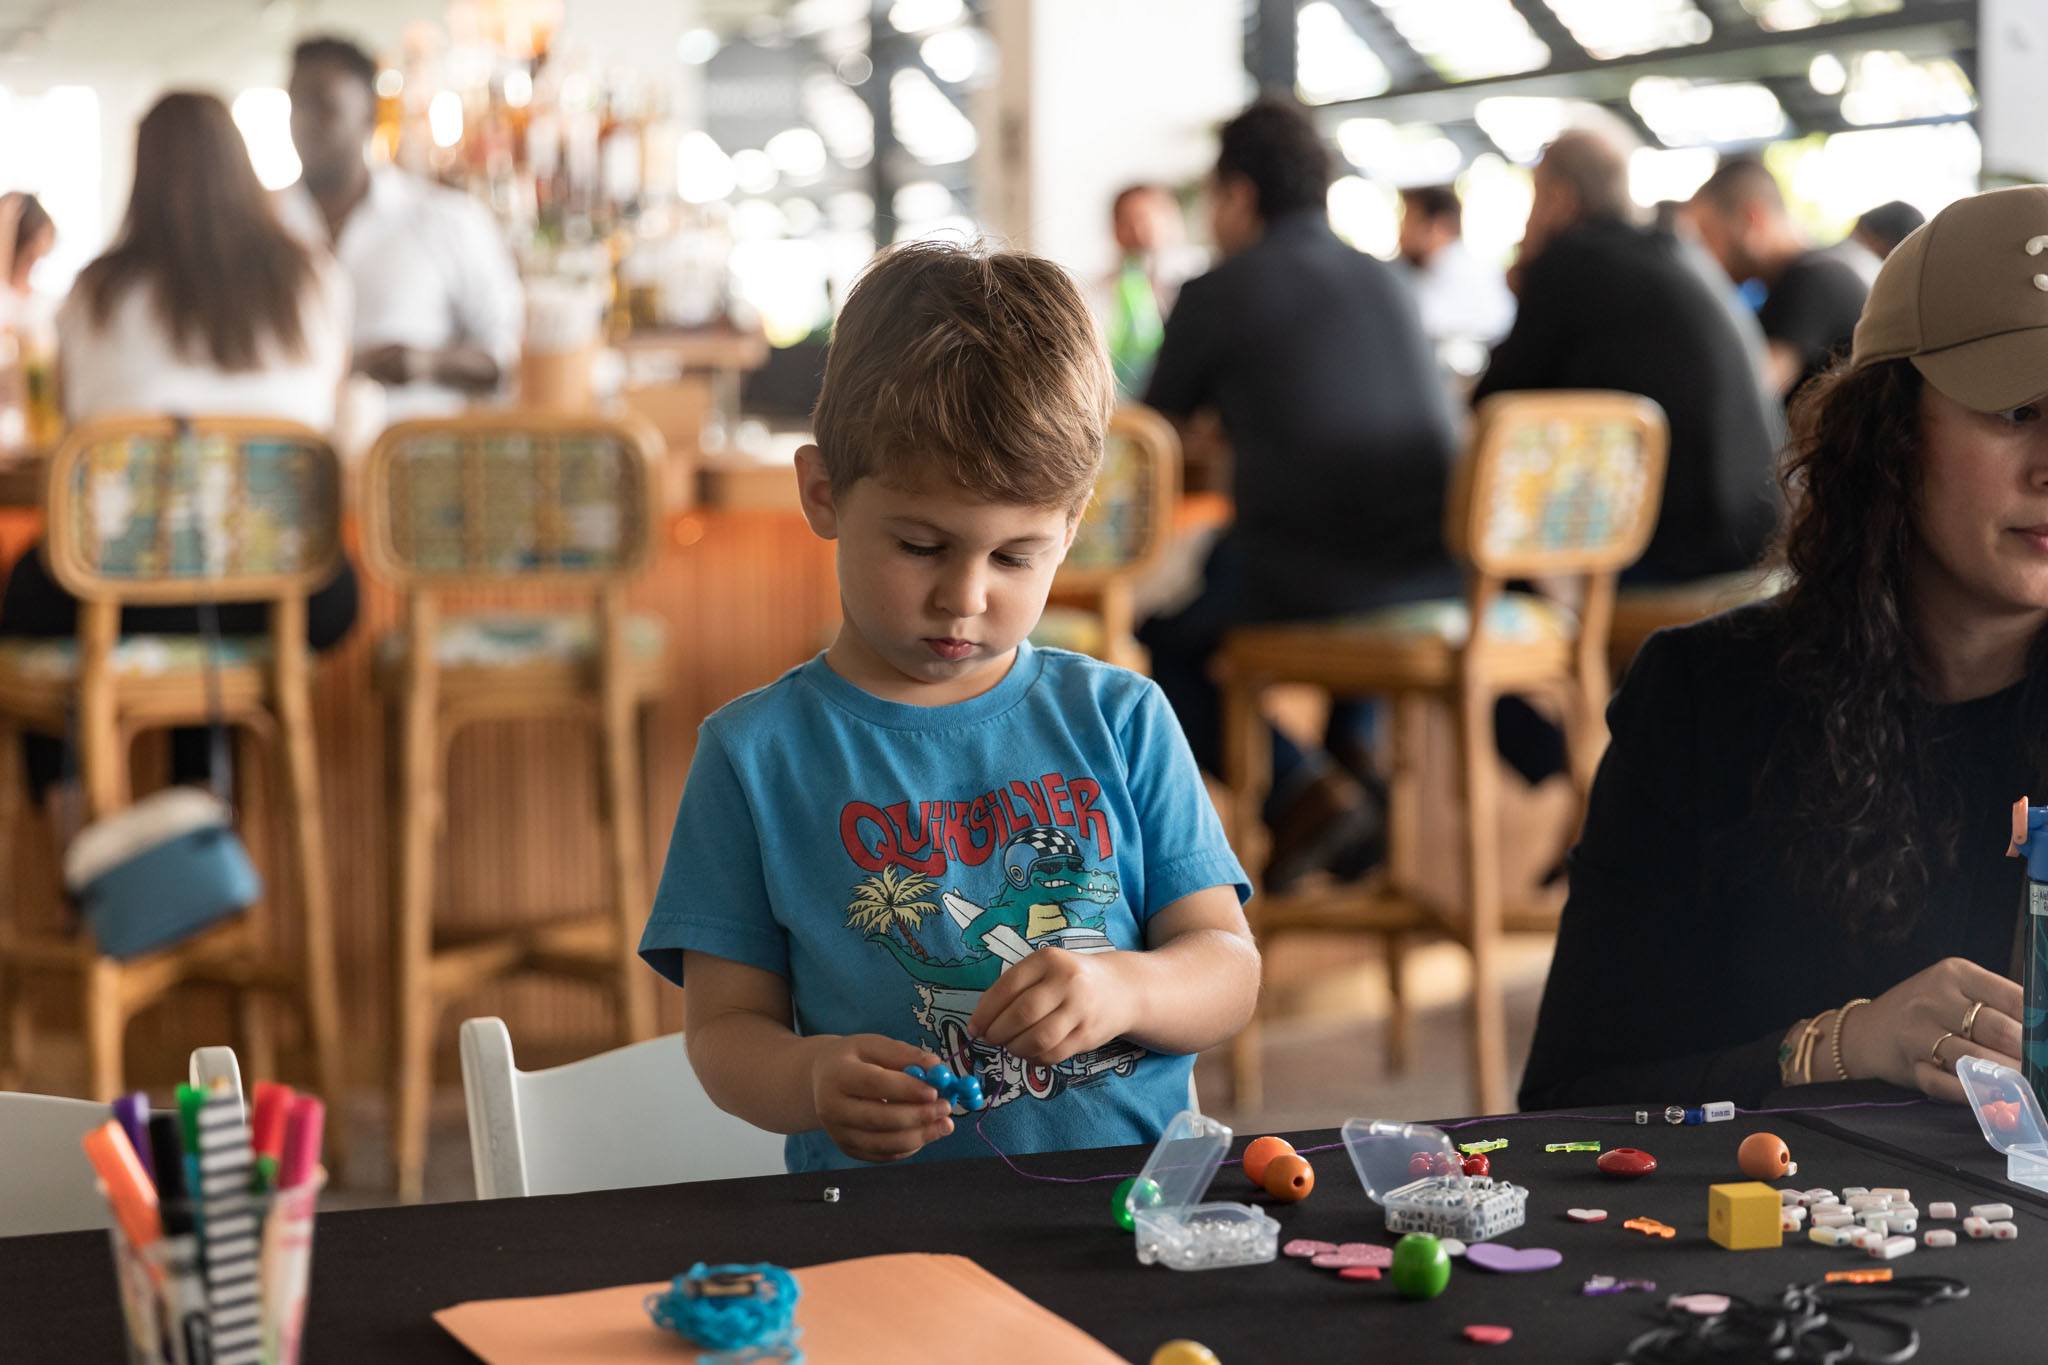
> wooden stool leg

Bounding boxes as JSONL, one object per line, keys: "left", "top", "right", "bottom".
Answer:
{"left": 599, "top": 706, "right": 656, "bottom": 1044}
{"left": 235, "top": 726, "right": 279, "bottom": 1086}
{"left": 0, "top": 720, "right": 23, "bottom": 1089}
{"left": 1382, "top": 694, "right": 1425, "bottom": 1075}
{"left": 273, "top": 628, "right": 346, "bottom": 1174}
{"left": 84, "top": 958, "right": 125, "bottom": 1101}
{"left": 390, "top": 689, "right": 442, "bottom": 1202}
{"left": 1220, "top": 667, "right": 1268, "bottom": 1115}
{"left": 1457, "top": 680, "right": 1509, "bottom": 1115}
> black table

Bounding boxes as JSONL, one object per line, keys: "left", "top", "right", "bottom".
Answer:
{"left": 5, "top": 1084, "right": 2041, "bottom": 1363}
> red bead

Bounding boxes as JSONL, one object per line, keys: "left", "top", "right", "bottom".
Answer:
{"left": 1596, "top": 1147, "right": 1658, "bottom": 1178}
{"left": 1462, "top": 1153, "right": 1491, "bottom": 1178}
{"left": 1409, "top": 1153, "right": 1435, "bottom": 1178}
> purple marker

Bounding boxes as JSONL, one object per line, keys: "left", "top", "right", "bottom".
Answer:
{"left": 111, "top": 1093, "right": 152, "bottom": 1187}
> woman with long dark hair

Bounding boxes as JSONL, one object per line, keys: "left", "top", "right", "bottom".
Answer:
{"left": 0, "top": 92, "right": 358, "bottom": 795}
{"left": 1521, "top": 186, "right": 2048, "bottom": 1108}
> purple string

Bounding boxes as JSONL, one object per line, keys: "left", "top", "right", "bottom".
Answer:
{"left": 972, "top": 1098, "right": 1932, "bottom": 1186}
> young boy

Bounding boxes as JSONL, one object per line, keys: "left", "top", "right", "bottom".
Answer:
{"left": 639, "top": 241, "right": 1257, "bottom": 1172}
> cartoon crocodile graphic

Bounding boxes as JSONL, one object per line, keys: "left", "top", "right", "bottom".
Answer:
{"left": 864, "top": 827, "right": 1121, "bottom": 989}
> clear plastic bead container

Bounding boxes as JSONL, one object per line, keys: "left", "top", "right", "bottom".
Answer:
{"left": 1340, "top": 1117, "right": 1529, "bottom": 1241}
{"left": 1956, "top": 1055, "right": 2048, "bottom": 1194}
{"left": 1130, "top": 1110, "right": 1281, "bottom": 1271}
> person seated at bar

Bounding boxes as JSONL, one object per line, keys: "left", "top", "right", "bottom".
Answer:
{"left": 1478, "top": 129, "right": 1779, "bottom": 585}
{"left": 642, "top": 242, "right": 1256, "bottom": 1170}
{"left": 1689, "top": 156, "right": 1870, "bottom": 407}
{"left": 276, "top": 35, "right": 521, "bottom": 420}
{"left": 1397, "top": 183, "right": 1513, "bottom": 350}
{"left": 1520, "top": 187, "right": 2048, "bottom": 1110}
{"left": 1834, "top": 199, "right": 1926, "bottom": 288}
{"left": 0, "top": 92, "right": 358, "bottom": 796}
{"left": 1139, "top": 99, "right": 1460, "bottom": 891}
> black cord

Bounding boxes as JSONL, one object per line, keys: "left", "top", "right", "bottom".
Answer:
{"left": 1614, "top": 1277, "right": 1967, "bottom": 1364}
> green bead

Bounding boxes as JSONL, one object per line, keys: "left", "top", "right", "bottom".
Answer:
{"left": 1113, "top": 1175, "right": 1163, "bottom": 1232}
{"left": 1390, "top": 1233, "right": 1452, "bottom": 1300}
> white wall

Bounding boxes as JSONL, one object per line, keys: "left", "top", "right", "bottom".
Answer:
{"left": 1981, "top": 0, "right": 2048, "bottom": 185}
{"left": 978, "top": 0, "right": 1245, "bottom": 281}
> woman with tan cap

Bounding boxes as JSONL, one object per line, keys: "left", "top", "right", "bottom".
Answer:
{"left": 1522, "top": 185, "right": 2048, "bottom": 1109}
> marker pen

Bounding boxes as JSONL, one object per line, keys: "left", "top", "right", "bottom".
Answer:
{"left": 110, "top": 1093, "right": 152, "bottom": 1185}
{"left": 248, "top": 1083, "right": 293, "bottom": 1195}
{"left": 148, "top": 1112, "right": 213, "bottom": 1365}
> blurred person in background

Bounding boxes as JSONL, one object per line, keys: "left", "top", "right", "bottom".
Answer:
{"left": 0, "top": 90, "right": 359, "bottom": 797}
{"left": 278, "top": 34, "right": 521, "bottom": 421}
{"left": 1398, "top": 183, "right": 1513, "bottom": 349}
{"left": 1139, "top": 99, "right": 1459, "bottom": 892}
{"left": 1689, "top": 156, "right": 1869, "bottom": 405}
{"left": 1103, "top": 184, "right": 1201, "bottom": 397}
{"left": 0, "top": 193, "right": 54, "bottom": 325}
{"left": 1833, "top": 199, "right": 1927, "bottom": 287}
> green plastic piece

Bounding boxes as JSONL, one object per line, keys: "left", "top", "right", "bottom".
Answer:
{"left": 1458, "top": 1139, "right": 1508, "bottom": 1155}
{"left": 1544, "top": 1141, "right": 1601, "bottom": 1153}
{"left": 1113, "top": 1175, "right": 1163, "bottom": 1233}
{"left": 1390, "top": 1233, "right": 1452, "bottom": 1300}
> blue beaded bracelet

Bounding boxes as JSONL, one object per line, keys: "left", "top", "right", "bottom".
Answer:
{"left": 646, "top": 1262, "right": 803, "bottom": 1363}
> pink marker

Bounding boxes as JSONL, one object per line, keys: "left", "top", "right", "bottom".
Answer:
{"left": 279, "top": 1097, "right": 325, "bottom": 1190}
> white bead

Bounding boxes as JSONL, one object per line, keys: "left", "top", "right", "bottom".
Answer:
{"left": 2033, "top": 274, "right": 2048, "bottom": 292}
{"left": 1990, "top": 1221, "right": 2020, "bottom": 1241}
{"left": 1868, "top": 1235, "right": 1916, "bottom": 1260}
{"left": 1780, "top": 1190, "right": 1805, "bottom": 1205}
{"left": 1847, "top": 1226, "right": 1881, "bottom": 1249}
{"left": 1923, "top": 1229, "right": 1957, "bottom": 1248}
{"left": 1928, "top": 1202, "right": 1956, "bottom": 1220}
{"left": 1872, "top": 1188, "right": 1910, "bottom": 1203}
{"left": 1703, "top": 1101, "right": 1735, "bottom": 1123}
{"left": 1857, "top": 1214, "right": 1891, "bottom": 1236}
{"left": 1810, "top": 1225, "right": 1850, "bottom": 1247}
{"left": 1782, "top": 1205, "right": 1808, "bottom": 1223}
{"left": 1970, "top": 1203, "right": 2014, "bottom": 1221}
{"left": 1964, "top": 1217, "right": 1992, "bottom": 1239}
{"left": 2028, "top": 234, "right": 2048, "bottom": 255}
{"left": 1843, "top": 1187, "right": 1869, "bottom": 1197}
{"left": 1848, "top": 1194, "right": 1891, "bottom": 1211}
{"left": 1813, "top": 1207, "right": 1855, "bottom": 1228}
{"left": 1890, "top": 1204, "right": 1919, "bottom": 1221}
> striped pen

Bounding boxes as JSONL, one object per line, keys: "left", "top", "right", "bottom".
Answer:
{"left": 194, "top": 1086, "right": 262, "bottom": 1365}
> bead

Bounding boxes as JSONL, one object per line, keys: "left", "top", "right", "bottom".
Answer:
{"left": 924, "top": 1063, "right": 955, "bottom": 1088}
{"left": 1390, "top": 1233, "right": 1452, "bottom": 1300}
{"left": 1565, "top": 1208, "right": 1607, "bottom": 1223}
{"left": 1868, "top": 1235, "right": 1916, "bottom": 1261}
{"left": 1242, "top": 1136, "right": 1295, "bottom": 1184}
{"left": 1338, "top": 1266, "right": 1382, "bottom": 1281}
{"left": 1464, "top": 1243, "right": 1562, "bottom": 1273}
{"left": 1737, "top": 1132, "right": 1792, "bottom": 1181}
{"left": 822, "top": 1187, "right": 840, "bottom": 1203}
{"left": 1461, "top": 1153, "right": 1491, "bottom": 1178}
{"left": 1813, "top": 1207, "right": 1854, "bottom": 1228}
{"left": 1664, "top": 1106, "right": 1686, "bottom": 1125}
{"left": 1262, "top": 1153, "right": 1315, "bottom": 1203}
{"left": 1150, "top": 1342, "right": 1221, "bottom": 1365}
{"left": 1809, "top": 1225, "right": 1850, "bottom": 1247}
{"left": 1923, "top": 1229, "right": 1957, "bottom": 1248}
{"left": 1463, "top": 1325, "right": 1513, "bottom": 1345}
{"left": 1113, "top": 1176, "right": 1162, "bottom": 1233}
{"left": 1970, "top": 1202, "right": 2014, "bottom": 1221}
{"left": 1408, "top": 1152, "right": 1434, "bottom": 1179}
{"left": 1635, "top": 1110, "right": 1649, "bottom": 1125}
{"left": 1873, "top": 1187, "right": 1910, "bottom": 1202}
{"left": 904, "top": 1064, "right": 925, "bottom": 1081}
{"left": 1703, "top": 1101, "right": 1735, "bottom": 1123}
{"left": 1964, "top": 1216, "right": 1992, "bottom": 1239}
{"left": 1683, "top": 1108, "right": 1705, "bottom": 1125}
{"left": 1670, "top": 1294, "right": 1730, "bottom": 1315}
{"left": 1596, "top": 1147, "right": 1657, "bottom": 1179}
{"left": 1990, "top": 1220, "right": 2019, "bottom": 1240}
{"left": 1928, "top": 1202, "right": 1957, "bottom": 1220}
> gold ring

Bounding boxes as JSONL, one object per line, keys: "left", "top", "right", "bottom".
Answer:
{"left": 1927, "top": 1030, "right": 1960, "bottom": 1069}
{"left": 1961, "top": 999, "right": 1986, "bottom": 1040}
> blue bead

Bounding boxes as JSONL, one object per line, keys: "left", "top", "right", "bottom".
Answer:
{"left": 960, "top": 1081, "right": 985, "bottom": 1111}
{"left": 905, "top": 1065, "right": 925, "bottom": 1081}
{"left": 926, "top": 1064, "right": 956, "bottom": 1089}
{"left": 1683, "top": 1108, "right": 1704, "bottom": 1125}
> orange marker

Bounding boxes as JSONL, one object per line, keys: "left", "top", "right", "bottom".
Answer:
{"left": 83, "top": 1120, "right": 162, "bottom": 1253}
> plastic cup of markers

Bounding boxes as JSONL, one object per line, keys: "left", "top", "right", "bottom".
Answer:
{"left": 103, "top": 1215, "right": 163, "bottom": 1365}
{"left": 261, "top": 1167, "right": 327, "bottom": 1365}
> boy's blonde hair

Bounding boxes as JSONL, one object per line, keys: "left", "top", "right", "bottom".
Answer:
{"left": 811, "top": 240, "right": 1114, "bottom": 511}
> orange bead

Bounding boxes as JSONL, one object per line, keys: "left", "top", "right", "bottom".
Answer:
{"left": 1263, "top": 1152, "right": 1316, "bottom": 1202}
{"left": 1737, "top": 1131, "right": 1792, "bottom": 1182}
{"left": 1242, "top": 1135, "right": 1295, "bottom": 1184}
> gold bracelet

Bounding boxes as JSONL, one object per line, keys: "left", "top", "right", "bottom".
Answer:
{"left": 1832, "top": 998, "right": 1872, "bottom": 1080}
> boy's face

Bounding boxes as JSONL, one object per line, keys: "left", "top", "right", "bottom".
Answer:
{"left": 797, "top": 446, "right": 1080, "bottom": 704}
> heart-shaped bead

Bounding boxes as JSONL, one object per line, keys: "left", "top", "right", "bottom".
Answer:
{"left": 1566, "top": 1208, "right": 1608, "bottom": 1223}
{"left": 1282, "top": 1238, "right": 1337, "bottom": 1259}
{"left": 1338, "top": 1266, "right": 1382, "bottom": 1281}
{"left": 1310, "top": 1244, "right": 1394, "bottom": 1270}
{"left": 1464, "top": 1325, "right": 1514, "bottom": 1345}
{"left": 1464, "top": 1243, "right": 1564, "bottom": 1274}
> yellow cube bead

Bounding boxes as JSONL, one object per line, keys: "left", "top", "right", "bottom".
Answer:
{"left": 1709, "top": 1180, "right": 1784, "bottom": 1250}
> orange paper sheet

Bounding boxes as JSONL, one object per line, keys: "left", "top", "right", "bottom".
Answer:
{"left": 433, "top": 1253, "right": 1129, "bottom": 1364}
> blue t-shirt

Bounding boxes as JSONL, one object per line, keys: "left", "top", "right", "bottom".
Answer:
{"left": 640, "top": 643, "right": 1250, "bottom": 1173}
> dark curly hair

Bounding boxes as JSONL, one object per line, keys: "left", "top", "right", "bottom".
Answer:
{"left": 1215, "top": 100, "right": 1330, "bottom": 222}
{"left": 1774, "top": 358, "right": 2048, "bottom": 938}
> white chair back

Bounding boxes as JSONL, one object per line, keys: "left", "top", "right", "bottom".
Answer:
{"left": 459, "top": 1016, "right": 787, "bottom": 1199}
{"left": 0, "top": 1049, "right": 246, "bottom": 1238}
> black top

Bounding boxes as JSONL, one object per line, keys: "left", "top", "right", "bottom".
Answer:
{"left": 1475, "top": 217, "right": 1780, "bottom": 583}
{"left": 1520, "top": 603, "right": 2028, "bottom": 1110}
{"left": 1144, "top": 210, "right": 1457, "bottom": 614}
{"left": 1758, "top": 250, "right": 1869, "bottom": 401}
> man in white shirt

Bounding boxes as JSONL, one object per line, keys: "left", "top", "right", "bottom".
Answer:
{"left": 276, "top": 36, "right": 522, "bottom": 420}
{"left": 1397, "top": 184, "right": 1514, "bottom": 347}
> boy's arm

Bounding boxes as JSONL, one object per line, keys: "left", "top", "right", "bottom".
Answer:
{"left": 964, "top": 885, "right": 1258, "bottom": 1063}
{"left": 684, "top": 951, "right": 955, "bottom": 1161}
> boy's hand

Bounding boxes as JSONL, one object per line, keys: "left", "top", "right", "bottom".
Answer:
{"left": 808, "top": 1034, "right": 955, "bottom": 1163}
{"left": 967, "top": 948, "right": 1134, "bottom": 1066}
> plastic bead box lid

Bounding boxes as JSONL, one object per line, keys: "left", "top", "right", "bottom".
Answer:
{"left": 1340, "top": 1118, "right": 1530, "bottom": 1241}
{"left": 1956, "top": 1055, "right": 2048, "bottom": 1193}
{"left": 1130, "top": 1109, "right": 1280, "bottom": 1271}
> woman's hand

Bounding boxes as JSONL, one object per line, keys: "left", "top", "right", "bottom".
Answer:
{"left": 1839, "top": 957, "right": 2025, "bottom": 1102}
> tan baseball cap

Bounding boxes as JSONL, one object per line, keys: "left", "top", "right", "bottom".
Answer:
{"left": 1850, "top": 184, "right": 2048, "bottom": 413}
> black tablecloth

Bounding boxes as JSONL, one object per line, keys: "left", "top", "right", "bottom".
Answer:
{"left": 4, "top": 1084, "right": 2043, "bottom": 1363}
